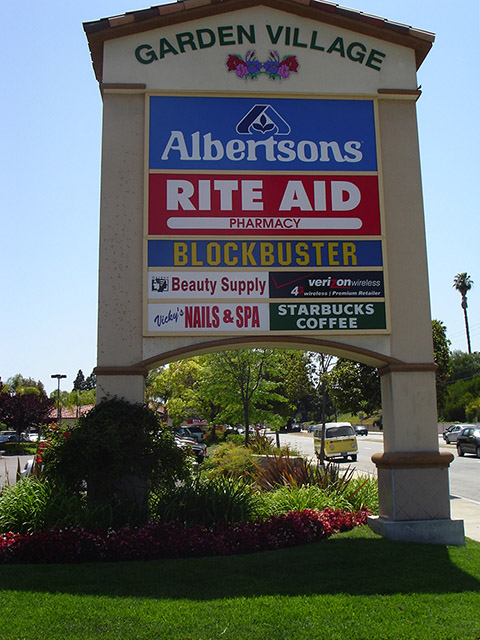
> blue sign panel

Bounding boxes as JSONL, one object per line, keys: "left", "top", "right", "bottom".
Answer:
{"left": 147, "top": 239, "right": 383, "bottom": 268}
{"left": 149, "top": 96, "right": 377, "bottom": 172}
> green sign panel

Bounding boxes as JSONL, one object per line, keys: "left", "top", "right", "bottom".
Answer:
{"left": 270, "top": 302, "right": 386, "bottom": 331}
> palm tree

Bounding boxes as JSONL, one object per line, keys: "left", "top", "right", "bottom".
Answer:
{"left": 453, "top": 272, "right": 474, "bottom": 354}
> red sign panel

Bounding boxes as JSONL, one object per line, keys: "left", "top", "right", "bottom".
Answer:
{"left": 148, "top": 173, "right": 380, "bottom": 236}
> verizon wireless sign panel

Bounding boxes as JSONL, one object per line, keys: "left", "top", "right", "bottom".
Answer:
{"left": 146, "top": 94, "right": 385, "bottom": 334}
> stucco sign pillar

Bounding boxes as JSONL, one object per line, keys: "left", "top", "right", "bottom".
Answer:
{"left": 84, "top": 0, "right": 464, "bottom": 545}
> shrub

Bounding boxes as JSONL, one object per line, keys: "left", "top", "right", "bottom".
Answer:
{"left": 150, "top": 476, "right": 258, "bottom": 526}
{"left": 202, "top": 441, "right": 256, "bottom": 479}
{"left": 0, "top": 442, "right": 37, "bottom": 456}
{"left": 42, "top": 399, "right": 189, "bottom": 490}
{"left": 40, "top": 399, "right": 191, "bottom": 526}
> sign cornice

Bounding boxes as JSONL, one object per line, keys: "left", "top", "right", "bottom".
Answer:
{"left": 84, "top": 0, "right": 434, "bottom": 83}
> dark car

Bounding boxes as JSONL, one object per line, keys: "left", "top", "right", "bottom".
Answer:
{"left": 456, "top": 427, "right": 480, "bottom": 458}
{"left": 354, "top": 425, "right": 368, "bottom": 436}
{"left": 0, "top": 431, "right": 28, "bottom": 444}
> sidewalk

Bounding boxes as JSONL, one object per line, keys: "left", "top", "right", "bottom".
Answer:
{"left": 364, "top": 433, "right": 480, "bottom": 542}
{"left": 450, "top": 496, "right": 480, "bottom": 543}
{"left": 0, "top": 454, "right": 32, "bottom": 489}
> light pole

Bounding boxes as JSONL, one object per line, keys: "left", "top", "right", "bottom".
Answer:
{"left": 51, "top": 374, "right": 67, "bottom": 425}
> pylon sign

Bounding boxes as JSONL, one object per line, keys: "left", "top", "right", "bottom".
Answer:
{"left": 146, "top": 95, "right": 385, "bottom": 335}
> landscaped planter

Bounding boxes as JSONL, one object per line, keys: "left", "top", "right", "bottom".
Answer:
{"left": 252, "top": 455, "right": 304, "bottom": 471}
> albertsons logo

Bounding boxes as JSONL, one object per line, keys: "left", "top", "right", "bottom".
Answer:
{"left": 158, "top": 101, "right": 364, "bottom": 166}
{"left": 236, "top": 105, "right": 291, "bottom": 136}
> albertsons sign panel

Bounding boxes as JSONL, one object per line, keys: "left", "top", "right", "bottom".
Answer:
{"left": 145, "top": 94, "right": 386, "bottom": 335}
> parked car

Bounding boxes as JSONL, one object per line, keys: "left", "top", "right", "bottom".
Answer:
{"left": 174, "top": 436, "right": 207, "bottom": 463}
{"left": 0, "top": 431, "right": 17, "bottom": 444}
{"left": 354, "top": 425, "right": 368, "bottom": 436}
{"left": 280, "top": 419, "right": 301, "bottom": 432}
{"left": 456, "top": 427, "right": 480, "bottom": 458}
{"left": 175, "top": 426, "right": 206, "bottom": 443}
{"left": 444, "top": 424, "right": 475, "bottom": 444}
{"left": 0, "top": 431, "right": 28, "bottom": 444}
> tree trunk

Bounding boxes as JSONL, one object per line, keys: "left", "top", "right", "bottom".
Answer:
{"left": 88, "top": 475, "right": 149, "bottom": 527}
{"left": 462, "top": 297, "right": 472, "bottom": 354}
{"left": 243, "top": 402, "right": 250, "bottom": 447}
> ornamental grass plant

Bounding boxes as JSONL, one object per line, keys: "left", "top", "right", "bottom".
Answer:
{"left": 0, "top": 477, "right": 119, "bottom": 534}
{"left": 149, "top": 475, "right": 259, "bottom": 526}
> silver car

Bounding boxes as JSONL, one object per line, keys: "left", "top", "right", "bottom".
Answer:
{"left": 444, "top": 424, "right": 475, "bottom": 444}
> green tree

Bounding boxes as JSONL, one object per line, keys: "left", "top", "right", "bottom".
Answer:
{"left": 146, "top": 359, "right": 207, "bottom": 427}
{"left": 453, "top": 272, "right": 474, "bottom": 354}
{"left": 449, "top": 351, "right": 480, "bottom": 383}
{"left": 200, "top": 349, "right": 289, "bottom": 446}
{"left": 5, "top": 373, "right": 45, "bottom": 395}
{"left": 146, "top": 350, "right": 315, "bottom": 444}
{"left": 72, "top": 370, "right": 85, "bottom": 391}
{"left": 443, "top": 351, "right": 480, "bottom": 422}
{"left": 443, "top": 377, "right": 480, "bottom": 422}
{"left": 83, "top": 371, "right": 97, "bottom": 391}
{"left": 432, "top": 319, "right": 451, "bottom": 415}
{"left": 328, "top": 359, "right": 381, "bottom": 417}
{"left": 259, "top": 350, "right": 318, "bottom": 425}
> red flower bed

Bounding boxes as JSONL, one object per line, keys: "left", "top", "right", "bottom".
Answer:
{"left": 0, "top": 508, "right": 369, "bottom": 564}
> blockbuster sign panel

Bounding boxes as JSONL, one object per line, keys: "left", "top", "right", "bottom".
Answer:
{"left": 145, "top": 95, "right": 386, "bottom": 335}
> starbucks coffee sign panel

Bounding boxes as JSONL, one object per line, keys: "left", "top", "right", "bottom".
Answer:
{"left": 102, "top": 6, "right": 417, "bottom": 93}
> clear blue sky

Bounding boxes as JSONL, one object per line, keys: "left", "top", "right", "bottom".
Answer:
{"left": 1, "top": 0, "right": 478, "bottom": 394}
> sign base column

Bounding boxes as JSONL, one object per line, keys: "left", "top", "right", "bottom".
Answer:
{"left": 369, "top": 452, "right": 465, "bottom": 546}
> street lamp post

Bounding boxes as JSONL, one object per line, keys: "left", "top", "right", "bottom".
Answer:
{"left": 51, "top": 374, "right": 67, "bottom": 425}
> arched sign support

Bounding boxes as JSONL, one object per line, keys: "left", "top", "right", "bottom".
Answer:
{"left": 85, "top": 0, "right": 464, "bottom": 545}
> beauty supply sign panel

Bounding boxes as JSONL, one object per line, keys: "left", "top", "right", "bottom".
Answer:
{"left": 146, "top": 95, "right": 386, "bottom": 335}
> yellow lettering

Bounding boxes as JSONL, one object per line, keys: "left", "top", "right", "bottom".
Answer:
{"left": 174, "top": 242, "right": 188, "bottom": 266}
{"left": 260, "top": 242, "right": 275, "bottom": 266}
{"left": 312, "top": 242, "right": 324, "bottom": 266}
{"left": 191, "top": 242, "right": 203, "bottom": 266}
{"left": 295, "top": 242, "right": 309, "bottom": 266}
{"left": 328, "top": 242, "right": 340, "bottom": 266}
{"left": 224, "top": 242, "right": 238, "bottom": 266}
{"left": 242, "top": 242, "right": 257, "bottom": 266}
{"left": 343, "top": 242, "right": 357, "bottom": 266}
{"left": 278, "top": 242, "right": 292, "bottom": 266}
{"left": 206, "top": 242, "right": 221, "bottom": 265}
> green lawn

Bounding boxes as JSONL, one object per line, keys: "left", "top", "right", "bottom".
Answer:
{"left": 1, "top": 526, "right": 480, "bottom": 640}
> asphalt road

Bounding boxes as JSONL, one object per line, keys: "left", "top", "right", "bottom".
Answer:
{"left": 2, "top": 433, "right": 479, "bottom": 505}
{"left": 278, "top": 431, "right": 480, "bottom": 504}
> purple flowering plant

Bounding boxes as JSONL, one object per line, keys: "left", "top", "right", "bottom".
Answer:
{"left": 226, "top": 51, "right": 299, "bottom": 81}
